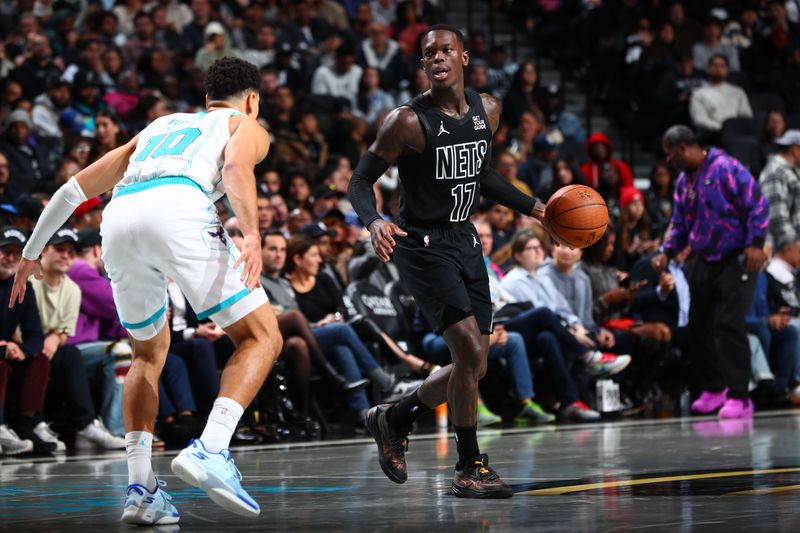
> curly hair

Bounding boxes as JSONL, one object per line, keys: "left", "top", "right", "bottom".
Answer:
{"left": 205, "top": 57, "right": 260, "bottom": 101}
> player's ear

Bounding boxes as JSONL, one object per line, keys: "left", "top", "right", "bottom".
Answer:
{"left": 462, "top": 50, "right": 469, "bottom": 67}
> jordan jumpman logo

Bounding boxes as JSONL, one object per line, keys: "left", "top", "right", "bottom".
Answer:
{"left": 437, "top": 121, "right": 450, "bottom": 136}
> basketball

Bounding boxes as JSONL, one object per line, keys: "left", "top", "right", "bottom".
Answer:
{"left": 544, "top": 185, "right": 609, "bottom": 248}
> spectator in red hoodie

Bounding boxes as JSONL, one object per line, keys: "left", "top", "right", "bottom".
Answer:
{"left": 580, "top": 132, "right": 635, "bottom": 190}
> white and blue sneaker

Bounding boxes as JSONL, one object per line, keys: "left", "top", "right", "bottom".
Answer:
{"left": 120, "top": 479, "right": 179, "bottom": 525}
{"left": 171, "top": 439, "right": 260, "bottom": 517}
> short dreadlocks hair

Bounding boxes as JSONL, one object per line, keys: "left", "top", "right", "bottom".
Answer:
{"left": 420, "top": 24, "right": 465, "bottom": 51}
{"left": 205, "top": 57, "right": 260, "bottom": 101}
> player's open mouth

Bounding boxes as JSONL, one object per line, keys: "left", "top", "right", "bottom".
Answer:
{"left": 432, "top": 68, "right": 448, "bottom": 80}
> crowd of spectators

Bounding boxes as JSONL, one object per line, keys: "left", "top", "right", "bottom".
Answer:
{"left": 1, "top": 0, "right": 800, "bottom": 454}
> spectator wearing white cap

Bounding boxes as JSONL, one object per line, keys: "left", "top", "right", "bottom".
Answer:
{"left": 194, "top": 21, "right": 240, "bottom": 71}
{"left": 760, "top": 129, "right": 800, "bottom": 249}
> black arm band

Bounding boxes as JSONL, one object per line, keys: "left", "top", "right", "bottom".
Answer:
{"left": 480, "top": 167, "right": 538, "bottom": 215}
{"left": 348, "top": 150, "right": 390, "bottom": 228}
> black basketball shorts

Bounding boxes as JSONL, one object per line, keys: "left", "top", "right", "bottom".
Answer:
{"left": 392, "top": 220, "right": 493, "bottom": 335}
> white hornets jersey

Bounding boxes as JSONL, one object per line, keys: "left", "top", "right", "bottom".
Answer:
{"left": 115, "top": 109, "right": 241, "bottom": 202}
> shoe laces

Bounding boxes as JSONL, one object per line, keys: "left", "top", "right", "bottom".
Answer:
{"left": 220, "top": 449, "right": 243, "bottom": 481}
{"left": 473, "top": 458, "right": 499, "bottom": 481}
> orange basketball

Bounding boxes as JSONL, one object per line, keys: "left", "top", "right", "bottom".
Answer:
{"left": 544, "top": 185, "right": 609, "bottom": 248}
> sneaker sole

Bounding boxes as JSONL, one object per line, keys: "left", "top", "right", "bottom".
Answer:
{"left": 121, "top": 506, "right": 179, "bottom": 525}
{"left": 366, "top": 408, "right": 407, "bottom": 485}
{"left": 451, "top": 483, "right": 514, "bottom": 499}
{"left": 171, "top": 455, "right": 260, "bottom": 517}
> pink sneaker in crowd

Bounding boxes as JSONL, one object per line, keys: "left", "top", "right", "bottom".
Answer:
{"left": 691, "top": 388, "right": 728, "bottom": 414}
{"left": 718, "top": 398, "right": 754, "bottom": 419}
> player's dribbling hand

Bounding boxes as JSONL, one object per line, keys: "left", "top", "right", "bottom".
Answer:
{"left": 368, "top": 219, "right": 408, "bottom": 263}
{"left": 9, "top": 258, "right": 43, "bottom": 308}
{"left": 233, "top": 234, "right": 263, "bottom": 291}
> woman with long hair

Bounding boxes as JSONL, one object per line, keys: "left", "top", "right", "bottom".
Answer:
{"left": 644, "top": 161, "right": 674, "bottom": 238}
{"left": 502, "top": 60, "right": 539, "bottom": 129}
{"left": 88, "top": 109, "right": 127, "bottom": 163}
{"left": 616, "top": 188, "right": 659, "bottom": 271}
{"left": 540, "top": 156, "right": 588, "bottom": 201}
{"left": 285, "top": 236, "right": 423, "bottom": 423}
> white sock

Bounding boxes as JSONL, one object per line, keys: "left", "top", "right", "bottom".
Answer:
{"left": 125, "top": 431, "right": 156, "bottom": 490}
{"left": 200, "top": 397, "right": 244, "bottom": 453}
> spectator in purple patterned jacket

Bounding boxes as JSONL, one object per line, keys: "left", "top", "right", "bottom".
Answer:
{"left": 653, "top": 125, "right": 769, "bottom": 420}
{"left": 66, "top": 228, "right": 128, "bottom": 435}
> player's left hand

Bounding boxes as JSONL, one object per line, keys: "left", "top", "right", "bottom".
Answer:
{"left": 743, "top": 245, "right": 766, "bottom": 273}
{"left": 233, "top": 234, "right": 263, "bottom": 291}
{"left": 9, "top": 258, "right": 43, "bottom": 308}
{"left": 368, "top": 219, "right": 408, "bottom": 263}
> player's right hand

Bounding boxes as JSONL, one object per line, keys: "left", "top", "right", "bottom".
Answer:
{"left": 9, "top": 258, "right": 43, "bottom": 308}
{"left": 368, "top": 219, "right": 408, "bottom": 263}
{"left": 233, "top": 234, "right": 263, "bottom": 291}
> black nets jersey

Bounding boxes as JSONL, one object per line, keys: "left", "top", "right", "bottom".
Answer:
{"left": 396, "top": 89, "right": 492, "bottom": 227}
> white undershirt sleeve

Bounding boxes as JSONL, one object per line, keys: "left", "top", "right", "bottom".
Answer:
{"left": 22, "top": 176, "right": 88, "bottom": 260}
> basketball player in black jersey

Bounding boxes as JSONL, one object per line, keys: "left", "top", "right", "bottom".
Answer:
{"left": 349, "top": 25, "right": 554, "bottom": 499}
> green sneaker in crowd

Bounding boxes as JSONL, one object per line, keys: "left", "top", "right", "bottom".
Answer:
{"left": 476, "top": 402, "right": 502, "bottom": 427}
{"left": 516, "top": 399, "right": 556, "bottom": 424}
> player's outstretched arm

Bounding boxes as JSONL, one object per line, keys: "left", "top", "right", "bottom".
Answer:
{"left": 348, "top": 106, "right": 423, "bottom": 262}
{"left": 222, "top": 115, "right": 270, "bottom": 290}
{"left": 9, "top": 135, "right": 141, "bottom": 308}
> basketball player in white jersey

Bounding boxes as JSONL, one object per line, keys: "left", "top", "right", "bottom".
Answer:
{"left": 9, "top": 58, "right": 283, "bottom": 524}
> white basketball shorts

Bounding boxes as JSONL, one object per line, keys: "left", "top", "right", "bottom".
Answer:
{"left": 101, "top": 176, "right": 268, "bottom": 340}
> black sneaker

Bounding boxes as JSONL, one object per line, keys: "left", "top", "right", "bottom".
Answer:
{"left": 366, "top": 404, "right": 411, "bottom": 484}
{"left": 452, "top": 454, "right": 514, "bottom": 499}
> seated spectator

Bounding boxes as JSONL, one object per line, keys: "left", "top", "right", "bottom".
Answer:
{"left": 89, "top": 109, "right": 126, "bottom": 164}
{"left": 166, "top": 281, "right": 222, "bottom": 416}
{"left": 759, "top": 129, "right": 800, "bottom": 250}
{"left": 580, "top": 131, "right": 634, "bottom": 191}
{"left": 763, "top": 1, "right": 800, "bottom": 66}
{"left": 31, "top": 77, "right": 71, "bottom": 140}
{"left": 540, "top": 157, "right": 588, "bottom": 202}
{"left": 644, "top": 162, "right": 675, "bottom": 238}
{"left": 654, "top": 52, "right": 705, "bottom": 126}
{"left": 488, "top": 227, "right": 630, "bottom": 420}
{"left": 272, "top": 113, "right": 330, "bottom": 174}
{"left": 71, "top": 197, "right": 104, "bottom": 231}
{"left": 311, "top": 41, "right": 363, "bottom": 111}
{"left": 60, "top": 70, "right": 106, "bottom": 139}
{"left": 0, "top": 110, "right": 51, "bottom": 181}
{"left": 667, "top": 1, "right": 703, "bottom": 54}
{"left": 496, "top": 150, "right": 533, "bottom": 198}
{"left": 693, "top": 17, "right": 741, "bottom": 72}
{"left": 502, "top": 60, "right": 538, "bottom": 129}
{"left": 0, "top": 152, "right": 21, "bottom": 204}
{"left": 31, "top": 228, "right": 124, "bottom": 451}
{"left": 371, "top": 0, "right": 397, "bottom": 27}
{"left": 394, "top": 0, "right": 430, "bottom": 63}
{"left": 0, "top": 226, "right": 44, "bottom": 455}
{"left": 616, "top": 189, "right": 661, "bottom": 271}
{"left": 358, "top": 22, "right": 404, "bottom": 88}
{"left": 597, "top": 163, "right": 623, "bottom": 225}
{"left": 539, "top": 243, "right": 635, "bottom": 358}
{"left": 765, "top": 238, "right": 800, "bottom": 405}
{"left": 355, "top": 67, "right": 396, "bottom": 125}
{"left": 122, "top": 11, "right": 169, "bottom": 66}
{"left": 509, "top": 109, "right": 545, "bottom": 163}
{"left": 285, "top": 235, "right": 420, "bottom": 421}
{"left": 540, "top": 83, "right": 586, "bottom": 144}
{"left": 759, "top": 110, "right": 789, "bottom": 168}
{"left": 518, "top": 132, "right": 557, "bottom": 194}
{"left": 256, "top": 192, "right": 274, "bottom": 233}
{"left": 67, "top": 229, "right": 129, "bottom": 436}
{"left": 689, "top": 54, "right": 752, "bottom": 137}
{"left": 157, "top": 352, "right": 205, "bottom": 446}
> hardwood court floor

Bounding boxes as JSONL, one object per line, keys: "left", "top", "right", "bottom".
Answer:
{"left": 3, "top": 412, "right": 800, "bottom": 531}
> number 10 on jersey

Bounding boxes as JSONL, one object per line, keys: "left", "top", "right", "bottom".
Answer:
{"left": 450, "top": 183, "right": 476, "bottom": 222}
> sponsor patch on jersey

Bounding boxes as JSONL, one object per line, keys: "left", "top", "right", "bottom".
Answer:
{"left": 472, "top": 115, "right": 487, "bottom": 131}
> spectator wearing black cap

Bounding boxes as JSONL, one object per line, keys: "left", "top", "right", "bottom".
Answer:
{"left": 310, "top": 182, "right": 343, "bottom": 219}
{"left": 60, "top": 69, "right": 106, "bottom": 138}
{"left": 760, "top": 130, "right": 800, "bottom": 249}
{"left": 540, "top": 83, "right": 586, "bottom": 144}
{"left": 31, "top": 77, "right": 71, "bottom": 139}
{"left": 4, "top": 195, "right": 43, "bottom": 232}
{"left": 0, "top": 110, "right": 51, "bottom": 181}
{"left": 28, "top": 228, "right": 126, "bottom": 451}
{"left": 311, "top": 41, "right": 363, "bottom": 111}
{"left": 0, "top": 226, "right": 44, "bottom": 455}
